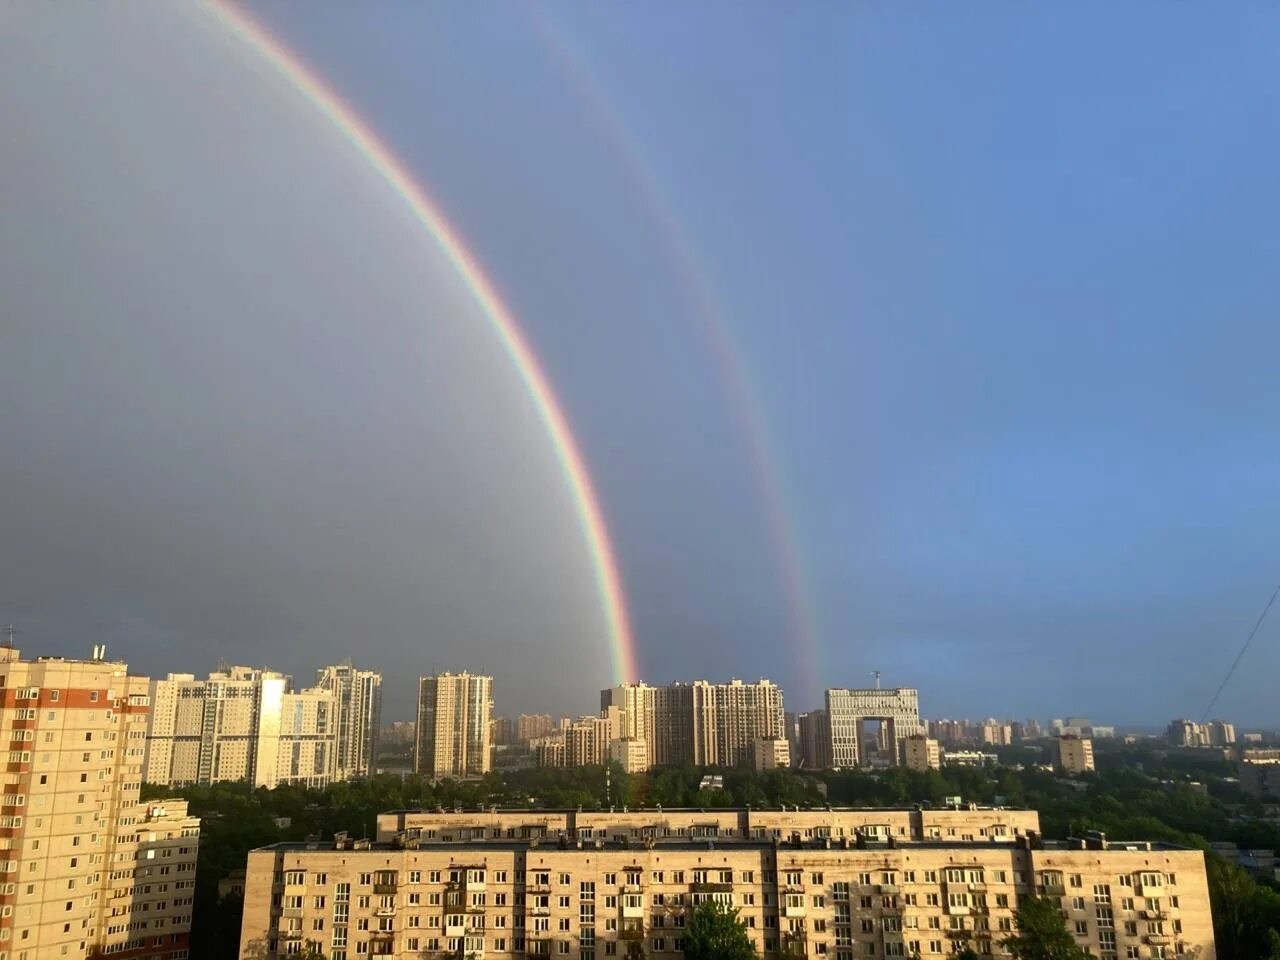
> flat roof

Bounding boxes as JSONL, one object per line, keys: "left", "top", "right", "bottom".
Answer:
{"left": 379, "top": 805, "right": 1027, "bottom": 816}
{"left": 250, "top": 837, "right": 1195, "bottom": 856}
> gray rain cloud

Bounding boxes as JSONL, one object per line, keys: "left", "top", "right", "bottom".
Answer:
{"left": 0, "top": 4, "right": 616, "bottom": 717}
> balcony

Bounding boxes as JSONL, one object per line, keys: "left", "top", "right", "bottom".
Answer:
{"left": 526, "top": 883, "right": 552, "bottom": 894}
{"left": 622, "top": 903, "right": 645, "bottom": 919}
{"left": 1146, "top": 934, "right": 1172, "bottom": 946}
{"left": 281, "top": 907, "right": 304, "bottom": 919}
{"left": 467, "top": 879, "right": 487, "bottom": 892}
{"left": 691, "top": 883, "right": 734, "bottom": 893}
{"left": 945, "top": 905, "right": 971, "bottom": 917}
{"left": 374, "top": 907, "right": 396, "bottom": 918}
{"left": 1041, "top": 881, "right": 1066, "bottom": 895}
{"left": 620, "top": 928, "right": 646, "bottom": 941}
{"left": 371, "top": 929, "right": 395, "bottom": 941}
{"left": 622, "top": 884, "right": 644, "bottom": 894}
{"left": 278, "top": 929, "right": 303, "bottom": 941}
{"left": 877, "top": 884, "right": 901, "bottom": 895}
{"left": 783, "top": 904, "right": 806, "bottom": 919}
{"left": 1142, "top": 910, "right": 1169, "bottom": 921}
{"left": 445, "top": 918, "right": 467, "bottom": 936}
{"left": 373, "top": 883, "right": 397, "bottom": 895}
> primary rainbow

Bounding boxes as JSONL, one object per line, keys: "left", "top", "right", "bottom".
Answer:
{"left": 204, "top": 0, "right": 639, "bottom": 685}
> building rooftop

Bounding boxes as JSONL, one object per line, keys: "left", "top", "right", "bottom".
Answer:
{"left": 378, "top": 802, "right": 1026, "bottom": 815}
{"left": 251, "top": 832, "right": 1198, "bottom": 857}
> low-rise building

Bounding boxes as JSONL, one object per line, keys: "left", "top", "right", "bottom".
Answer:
{"left": 942, "top": 749, "right": 998, "bottom": 768}
{"left": 240, "top": 813, "right": 1214, "bottom": 960}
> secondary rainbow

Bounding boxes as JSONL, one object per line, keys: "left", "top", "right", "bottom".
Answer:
{"left": 203, "top": 0, "right": 639, "bottom": 685}
{"left": 530, "top": 10, "right": 824, "bottom": 703}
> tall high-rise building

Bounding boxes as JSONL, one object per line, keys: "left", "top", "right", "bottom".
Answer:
{"left": 825, "top": 687, "right": 922, "bottom": 769}
{"left": 145, "top": 665, "right": 339, "bottom": 788}
{"left": 600, "top": 679, "right": 784, "bottom": 769}
{"left": 797, "top": 710, "right": 832, "bottom": 769}
{"left": 1208, "top": 719, "right": 1237, "bottom": 747}
{"left": 1055, "top": 734, "right": 1096, "bottom": 775}
{"left": 314, "top": 662, "right": 382, "bottom": 779}
{"left": 515, "top": 714, "right": 555, "bottom": 742}
{"left": 0, "top": 645, "right": 200, "bottom": 958}
{"left": 415, "top": 673, "right": 493, "bottom": 778}
{"left": 903, "top": 734, "right": 942, "bottom": 772}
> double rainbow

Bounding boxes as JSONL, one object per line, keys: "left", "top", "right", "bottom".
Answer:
{"left": 205, "top": 0, "right": 639, "bottom": 684}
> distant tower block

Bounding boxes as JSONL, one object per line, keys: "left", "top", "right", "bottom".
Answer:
{"left": 824, "top": 686, "right": 922, "bottom": 769}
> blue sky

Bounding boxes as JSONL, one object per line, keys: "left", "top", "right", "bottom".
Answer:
{"left": 4, "top": 3, "right": 1280, "bottom": 723}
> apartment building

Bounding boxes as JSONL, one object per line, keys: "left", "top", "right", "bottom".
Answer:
{"left": 241, "top": 809, "right": 1212, "bottom": 960}
{"left": 415, "top": 674, "right": 493, "bottom": 779}
{"left": 598, "top": 679, "right": 785, "bottom": 771}
{"left": 0, "top": 646, "right": 200, "bottom": 960}
{"left": 314, "top": 663, "right": 382, "bottom": 780}
{"left": 903, "top": 736, "right": 941, "bottom": 773}
{"left": 797, "top": 712, "right": 831, "bottom": 771}
{"left": 825, "top": 688, "right": 922, "bottom": 770}
{"left": 516, "top": 716, "right": 557, "bottom": 743}
{"left": 1056, "top": 736, "right": 1096, "bottom": 776}
{"left": 144, "top": 666, "right": 339, "bottom": 789}
{"left": 606, "top": 739, "right": 649, "bottom": 774}
{"left": 754, "top": 739, "right": 791, "bottom": 771}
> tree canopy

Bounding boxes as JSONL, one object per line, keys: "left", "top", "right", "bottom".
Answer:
{"left": 683, "top": 900, "right": 758, "bottom": 960}
{"left": 1001, "top": 896, "right": 1092, "bottom": 960}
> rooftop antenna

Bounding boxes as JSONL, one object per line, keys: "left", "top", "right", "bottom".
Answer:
{"left": 2, "top": 625, "right": 14, "bottom": 648}
{"left": 871, "top": 671, "right": 881, "bottom": 690}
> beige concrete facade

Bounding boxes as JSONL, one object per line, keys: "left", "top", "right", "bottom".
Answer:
{"left": 606, "top": 740, "right": 648, "bottom": 775}
{"left": 144, "top": 666, "right": 344, "bottom": 789}
{"left": 0, "top": 647, "right": 199, "bottom": 960}
{"left": 598, "top": 680, "right": 785, "bottom": 771}
{"left": 754, "top": 739, "right": 791, "bottom": 771}
{"left": 824, "top": 689, "right": 922, "bottom": 770}
{"left": 517, "top": 716, "right": 557, "bottom": 743}
{"left": 415, "top": 674, "right": 492, "bottom": 779}
{"left": 903, "top": 736, "right": 941, "bottom": 772}
{"left": 1056, "top": 736, "right": 1096, "bottom": 776}
{"left": 315, "top": 663, "right": 382, "bottom": 780}
{"left": 241, "top": 812, "right": 1212, "bottom": 960}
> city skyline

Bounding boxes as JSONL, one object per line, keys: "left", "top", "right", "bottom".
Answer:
{"left": 5, "top": 4, "right": 1280, "bottom": 726}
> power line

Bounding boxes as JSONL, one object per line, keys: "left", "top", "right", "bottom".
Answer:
{"left": 1202, "top": 581, "right": 1280, "bottom": 721}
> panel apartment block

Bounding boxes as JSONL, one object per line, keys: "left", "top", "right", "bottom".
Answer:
{"left": 0, "top": 647, "right": 199, "bottom": 960}
{"left": 240, "top": 810, "right": 1212, "bottom": 960}
{"left": 145, "top": 666, "right": 340, "bottom": 789}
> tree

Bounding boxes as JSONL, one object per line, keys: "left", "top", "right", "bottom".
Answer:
{"left": 1001, "top": 896, "right": 1091, "bottom": 960}
{"left": 684, "top": 900, "right": 758, "bottom": 960}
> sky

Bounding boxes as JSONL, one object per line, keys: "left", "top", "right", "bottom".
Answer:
{"left": 3, "top": 3, "right": 1280, "bottom": 726}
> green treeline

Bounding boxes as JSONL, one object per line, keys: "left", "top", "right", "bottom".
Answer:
{"left": 144, "top": 743, "right": 1280, "bottom": 960}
